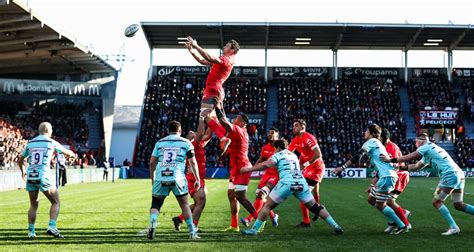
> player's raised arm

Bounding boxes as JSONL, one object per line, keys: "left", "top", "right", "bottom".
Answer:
{"left": 241, "top": 159, "right": 276, "bottom": 174}
{"left": 187, "top": 36, "right": 221, "bottom": 64}
{"left": 185, "top": 42, "right": 212, "bottom": 66}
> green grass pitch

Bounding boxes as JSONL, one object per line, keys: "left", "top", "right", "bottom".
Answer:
{"left": 1, "top": 178, "right": 473, "bottom": 251}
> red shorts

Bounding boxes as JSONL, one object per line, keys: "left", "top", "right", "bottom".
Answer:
{"left": 302, "top": 163, "right": 325, "bottom": 183}
{"left": 257, "top": 172, "right": 279, "bottom": 189}
{"left": 230, "top": 172, "right": 251, "bottom": 186}
{"left": 393, "top": 170, "right": 410, "bottom": 193}
{"left": 186, "top": 173, "right": 205, "bottom": 197}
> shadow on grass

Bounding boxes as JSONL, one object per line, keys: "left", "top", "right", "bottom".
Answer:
{"left": 0, "top": 227, "right": 274, "bottom": 245}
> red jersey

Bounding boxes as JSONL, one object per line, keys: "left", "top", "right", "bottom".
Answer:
{"left": 227, "top": 124, "right": 251, "bottom": 175}
{"left": 385, "top": 139, "right": 402, "bottom": 167}
{"left": 204, "top": 55, "right": 233, "bottom": 98}
{"left": 260, "top": 143, "right": 278, "bottom": 177}
{"left": 385, "top": 140, "right": 402, "bottom": 159}
{"left": 289, "top": 132, "right": 324, "bottom": 168}
{"left": 187, "top": 139, "right": 206, "bottom": 178}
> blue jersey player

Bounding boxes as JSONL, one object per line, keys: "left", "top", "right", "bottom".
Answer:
{"left": 335, "top": 124, "right": 408, "bottom": 235}
{"left": 240, "top": 139, "right": 343, "bottom": 236}
{"left": 18, "top": 122, "right": 76, "bottom": 239}
{"left": 146, "top": 120, "right": 201, "bottom": 240}
{"left": 382, "top": 133, "right": 474, "bottom": 235}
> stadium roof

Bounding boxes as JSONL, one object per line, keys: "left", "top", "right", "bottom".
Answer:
{"left": 0, "top": 0, "right": 116, "bottom": 74}
{"left": 141, "top": 21, "right": 473, "bottom": 51}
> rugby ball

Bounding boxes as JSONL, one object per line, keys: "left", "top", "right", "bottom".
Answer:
{"left": 124, "top": 24, "right": 140, "bottom": 38}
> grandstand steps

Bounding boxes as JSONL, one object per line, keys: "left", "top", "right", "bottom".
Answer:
{"left": 399, "top": 87, "right": 416, "bottom": 139}
{"left": 265, "top": 84, "right": 279, "bottom": 129}
{"left": 437, "top": 142, "right": 455, "bottom": 157}
{"left": 86, "top": 112, "right": 103, "bottom": 150}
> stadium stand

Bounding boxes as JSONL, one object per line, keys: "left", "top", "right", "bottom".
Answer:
{"left": 408, "top": 77, "right": 459, "bottom": 114}
{"left": 460, "top": 79, "right": 474, "bottom": 122}
{"left": 135, "top": 67, "right": 474, "bottom": 170}
{"left": 0, "top": 120, "right": 27, "bottom": 168}
{"left": 273, "top": 76, "right": 406, "bottom": 168}
{"left": 224, "top": 77, "right": 267, "bottom": 114}
{"left": 0, "top": 100, "right": 102, "bottom": 168}
{"left": 455, "top": 137, "right": 474, "bottom": 168}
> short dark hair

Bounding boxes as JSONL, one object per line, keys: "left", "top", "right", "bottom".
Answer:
{"left": 168, "top": 120, "right": 181, "bottom": 133}
{"left": 381, "top": 128, "right": 391, "bottom": 145}
{"left": 269, "top": 127, "right": 279, "bottom": 133}
{"left": 367, "top": 123, "right": 382, "bottom": 140}
{"left": 228, "top": 40, "right": 240, "bottom": 53}
{"left": 273, "top": 139, "right": 288, "bottom": 150}
{"left": 294, "top": 119, "right": 307, "bottom": 128}
{"left": 239, "top": 113, "right": 249, "bottom": 124}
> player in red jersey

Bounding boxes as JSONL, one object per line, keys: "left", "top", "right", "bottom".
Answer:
{"left": 172, "top": 119, "right": 212, "bottom": 231}
{"left": 241, "top": 127, "right": 280, "bottom": 228}
{"left": 204, "top": 109, "right": 258, "bottom": 232}
{"left": 288, "top": 119, "right": 326, "bottom": 227}
{"left": 185, "top": 37, "right": 240, "bottom": 156}
{"left": 369, "top": 128, "right": 411, "bottom": 232}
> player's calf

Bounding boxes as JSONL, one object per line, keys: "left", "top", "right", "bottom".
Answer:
{"left": 305, "top": 201, "right": 343, "bottom": 235}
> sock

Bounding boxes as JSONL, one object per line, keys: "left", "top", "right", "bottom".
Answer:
{"left": 231, "top": 213, "right": 238, "bottom": 228}
{"left": 465, "top": 204, "right": 474, "bottom": 215}
{"left": 150, "top": 213, "right": 158, "bottom": 226}
{"left": 252, "top": 219, "right": 264, "bottom": 231}
{"left": 250, "top": 212, "right": 257, "bottom": 220}
{"left": 185, "top": 217, "right": 196, "bottom": 233}
{"left": 438, "top": 205, "right": 458, "bottom": 228}
{"left": 178, "top": 214, "right": 184, "bottom": 222}
{"left": 269, "top": 210, "right": 275, "bottom": 219}
{"left": 207, "top": 119, "right": 226, "bottom": 139}
{"left": 324, "top": 215, "right": 338, "bottom": 229}
{"left": 252, "top": 198, "right": 264, "bottom": 219}
{"left": 28, "top": 224, "right": 35, "bottom": 233}
{"left": 246, "top": 198, "right": 264, "bottom": 221}
{"left": 48, "top": 219, "right": 57, "bottom": 230}
{"left": 300, "top": 202, "right": 311, "bottom": 224}
{"left": 193, "top": 219, "right": 199, "bottom": 226}
{"left": 371, "top": 204, "right": 391, "bottom": 222}
{"left": 382, "top": 206, "right": 405, "bottom": 228}
{"left": 394, "top": 206, "right": 410, "bottom": 226}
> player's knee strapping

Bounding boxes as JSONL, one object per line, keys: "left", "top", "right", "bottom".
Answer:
{"left": 199, "top": 107, "right": 212, "bottom": 117}
{"left": 434, "top": 191, "right": 450, "bottom": 202}
{"left": 451, "top": 192, "right": 463, "bottom": 203}
{"left": 309, "top": 203, "right": 325, "bottom": 221}
{"left": 256, "top": 186, "right": 270, "bottom": 198}
{"left": 151, "top": 197, "right": 164, "bottom": 211}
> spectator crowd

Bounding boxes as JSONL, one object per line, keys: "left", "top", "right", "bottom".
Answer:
{"left": 273, "top": 76, "right": 406, "bottom": 168}
{"left": 0, "top": 100, "right": 101, "bottom": 168}
{"left": 456, "top": 137, "right": 474, "bottom": 168}
{"left": 408, "top": 78, "right": 459, "bottom": 113}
